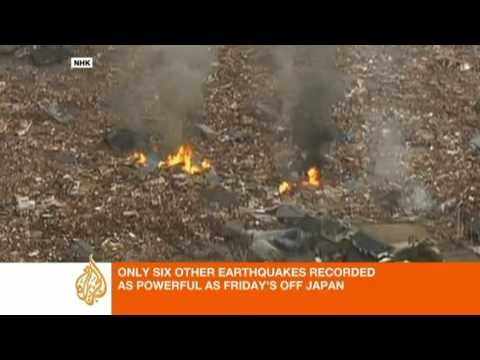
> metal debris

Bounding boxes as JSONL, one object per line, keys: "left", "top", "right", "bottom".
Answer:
{"left": 15, "top": 196, "right": 35, "bottom": 211}
{"left": 16, "top": 120, "right": 32, "bottom": 136}
{"left": 123, "top": 210, "right": 139, "bottom": 217}
{"left": 28, "top": 250, "right": 40, "bottom": 257}
{"left": 40, "top": 196, "right": 65, "bottom": 209}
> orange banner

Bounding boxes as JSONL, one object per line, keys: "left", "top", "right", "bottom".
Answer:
{"left": 111, "top": 263, "right": 480, "bottom": 315}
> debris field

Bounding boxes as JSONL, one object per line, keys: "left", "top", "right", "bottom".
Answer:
{"left": 1, "top": 45, "right": 480, "bottom": 262}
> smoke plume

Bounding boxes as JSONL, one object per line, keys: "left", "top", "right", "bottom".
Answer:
{"left": 271, "top": 46, "right": 343, "bottom": 167}
{"left": 108, "top": 45, "right": 215, "bottom": 150}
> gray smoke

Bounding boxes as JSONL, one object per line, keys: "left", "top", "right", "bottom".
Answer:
{"left": 109, "top": 45, "right": 215, "bottom": 149}
{"left": 272, "top": 46, "right": 343, "bottom": 167}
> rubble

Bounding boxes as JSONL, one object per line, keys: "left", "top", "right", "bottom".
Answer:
{"left": 469, "top": 219, "right": 480, "bottom": 241}
{"left": 104, "top": 128, "right": 149, "bottom": 153}
{"left": 223, "top": 221, "right": 250, "bottom": 245}
{"left": 473, "top": 100, "right": 480, "bottom": 114}
{"left": 201, "top": 186, "right": 241, "bottom": 209}
{"left": 191, "top": 245, "right": 234, "bottom": 261}
{"left": 255, "top": 101, "right": 281, "bottom": 123}
{"left": 269, "top": 229, "right": 309, "bottom": 252}
{"left": 15, "top": 120, "right": 32, "bottom": 137}
{"left": 0, "top": 45, "right": 21, "bottom": 54}
{"left": 342, "top": 245, "right": 377, "bottom": 262}
{"left": 377, "top": 189, "right": 402, "bottom": 212}
{"left": 38, "top": 100, "right": 74, "bottom": 125}
{"left": 30, "top": 231, "right": 43, "bottom": 239}
{"left": 40, "top": 196, "right": 65, "bottom": 209}
{"left": 351, "top": 231, "right": 394, "bottom": 260}
{"left": 204, "top": 169, "right": 221, "bottom": 188}
{"left": 31, "top": 45, "right": 75, "bottom": 66}
{"left": 416, "top": 129, "right": 435, "bottom": 144}
{"left": 314, "top": 240, "right": 345, "bottom": 262}
{"left": 318, "top": 216, "right": 351, "bottom": 243}
{"left": 225, "top": 129, "right": 255, "bottom": 144}
{"left": 72, "top": 239, "right": 94, "bottom": 261}
{"left": 15, "top": 196, "right": 35, "bottom": 211}
{"left": 287, "top": 215, "right": 351, "bottom": 243}
{"left": 194, "top": 123, "right": 218, "bottom": 140}
{"left": 440, "top": 198, "right": 457, "bottom": 214}
{"left": 1, "top": 45, "right": 480, "bottom": 262}
{"left": 471, "top": 246, "right": 480, "bottom": 256}
{"left": 442, "top": 247, "right": 480, "bottom": 262}
{"left": 250, "top": 238, "right": 283, "bottom": 261}
{"left": 123, "top": 210, "right": 139, "bottom": 217}
{"left": 274, "top": 204, "right": 306, "bottom": 222}
{"left": 393, "top": 241, "right": 443, "bottom": 262}
{"left": 249, "top": 228, "right": 315, "bottom": 261}
{"left": 355, "top": 223, "right": 431, "bottom": 251}
{"left": 336, "top": 130, "right": 355, "bottom": 144}
{"left": 0, "top": 119, "right": 7, "bottom": 134}
{"left": 249, "top": 47, "right": 276, "bottom": 67}
{"left": 470, "top": 135, "right": 480, "bottom": 152}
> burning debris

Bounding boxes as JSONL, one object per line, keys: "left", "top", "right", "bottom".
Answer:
{"left": 126, "top": 144, "right": 211, "bottom": 176}
{"left": 4, "top": 45, "right": 480, "bottom": 263}
{"left": 278, "top": 166, "right": 322, "bottom": 195}
{"left": 108, "top": 46, "right": 215, "bottom": 151}
{"left": 305, "top": 167, "right": 321, "bottom": 187}
{"left": 158, "top": 144, "right": 211, "bottom": 175}
{"left": 272, "top": 46, "right": 342, "bottom": 168}
{"left": 279, "top": 181, "right": 292, "bottom": 194}
{"left": 127, "top": 152, "right": 148, "bottom": 167}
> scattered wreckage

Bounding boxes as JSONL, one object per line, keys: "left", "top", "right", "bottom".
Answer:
{"left": 224, "top": 203, "right": 445, "bottom": 263}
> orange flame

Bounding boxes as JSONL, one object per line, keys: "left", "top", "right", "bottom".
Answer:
{"left": 306, "top": 167, "right": 321, "bottom": 187}
{"left": 279, "top": 167, "right": 321, "bottom": 195}
{"left": 127, "top": 152, "right": 147, "bottom": 167}
{"left": 279, "top": 181, "right": 292, "bottom": 194}
{"left": 201, "top": 159, "right": 211, "bottom": 170}
{"left": 158, "top": 144, "right": 211, "bottom": 175}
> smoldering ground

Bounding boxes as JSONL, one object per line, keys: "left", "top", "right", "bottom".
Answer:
{"left": 107, "top": 45, "right": 216, "bottom": 151}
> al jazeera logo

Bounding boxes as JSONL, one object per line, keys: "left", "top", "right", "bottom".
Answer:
{"left": 76, "top": 255, "right": 107, "bottom": 306}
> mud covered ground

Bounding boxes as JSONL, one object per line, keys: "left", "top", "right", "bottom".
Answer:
{"left": 1, "top": 45, "right": 480, "bottom": 262}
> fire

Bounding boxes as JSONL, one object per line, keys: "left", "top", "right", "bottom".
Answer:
{"left": 279, "top": 181, "right": 292, "bottom": 194}
{"left": 158, "top": 144, "right": 211, "bottom": 175}
{"left": 278, "top": 167, "right": 321, "bottom": 195}
{"left": 201, "top": 159, "right": 211, "bottom": 170}
{"left": 306, "top": 167, "right": 321, "bottom": 187}
{"left": 127, "top": 152, "right": 147, "bottom": 167}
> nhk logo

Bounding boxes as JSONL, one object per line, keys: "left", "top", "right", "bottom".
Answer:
{"left": 71, "top": 57, "right": 94, "bottom": 69}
